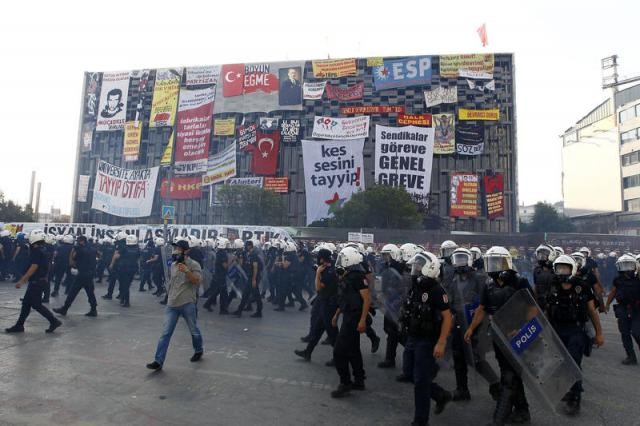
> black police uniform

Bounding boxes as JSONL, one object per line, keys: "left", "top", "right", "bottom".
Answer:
{"left": 379, "top": 260, "right": 405, "bottom": 367}
{"left": 118, "top": 244, "right": 140, "bottom": 307}
{"left": 150, "top": 245, "right": 165, "bottom": 295}
{"left": 13, "top": 238, "right": 30, "bottom": 281}
{"left": 480, "top": 271, "right": 530, "bottom": 424}
{"left": 52, "top": 242, "right": 72, "bottom": 296}
{"left": 139, "top": 242, "right": 155, "bottom": 291}
{"left": 360, "top": 260, "right": 380, "bottom": 353}
{"left": 236, "top": 250, "right": 264, "bottom": 316}
{"left": 612, "top": 272, "right": 640, "bottom": 362}
{"left": 7, "top": 243, "right": 59, "bottom": 332}
{"left": 300, "top": 264, "right": 339, "bottom": 355}
{"left": 0, "top": 235, "right": 14, "bottom": 280}
{"left": 97, "top": 243, "right": 115, "bottom": 283}
{"left": 57, "top": 243, "right": 98, "bottom": 315}
{"left": 533, "top": 261, "right": 555, "bottom": 310}
{"left": 546, "top": 276, "right": 593, "bottom": 405}
{"left": 204, "top": 250, "right": 230, "bottom": 314}
{"left": 333, "top": 267, "right": 367, "bottom": 389}
{"left": 41, "top": 242, "right": 55, "bottom": 303}
{"left": 399, "top": 276, "right": 451, "bottom": 426}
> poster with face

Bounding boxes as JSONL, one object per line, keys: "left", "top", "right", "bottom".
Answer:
{"left": 279, "top": 66, "right": 302, "bottom": 106}
{"left": 95, "top": 71, "right": 130, "bottom": 131}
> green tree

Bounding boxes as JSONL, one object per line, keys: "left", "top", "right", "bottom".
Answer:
{"left": 330, "top": 185, "right": 422, "bottom": 229}
{"left": 520, "top": 202, "right": 575, "bottom": 233}
{"left": 217, "top": 185, "right": 286, "bottom": 226}
{"left": 0, "top": 192, "right": 34, "bottom": 222}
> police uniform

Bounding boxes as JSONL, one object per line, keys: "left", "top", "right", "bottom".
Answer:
{"left": 0, "top": 235, "right": 14, "bottom": 280}
{"left": 204, "top": 250, "right": 230, "bottom": 314}
{"left": 151, "top": 245, "right": 166, "bottom": 296}
{"left": 400, "top": 276, "right": 451, "bottom": 426}
{"left": 55, "top": 242, "right": 98, "bottom": 316}
{"left": 52, "top": 242, "right": 72, "bottom": 296}
{"left": 333, "top": 267, "right": 367, "bottom": 389}
{"left": 235, "top": 249, "right": 265, "bottom": 316}
{"left": 612, "top": 273, "right": 640, "bottom": 363}
{"left": 533, "top": 262, "right": 555, "bottom": 310}
{"left": 139, "top": 242, "right": 155, "bottom": 291}
{"left": 118, "top": 244, "right": 140, "bottom": 307}
{"left": 546, "top": 276, "right": 593, "bottom": 405}
{"left": 360, "top": 259, "right": 380, "bottom": 353}
{"left": 379, "top": 260, "right": 405, "bottom": 368}
{"left": 13, "top": 238, "right": 30, "bottom": 281}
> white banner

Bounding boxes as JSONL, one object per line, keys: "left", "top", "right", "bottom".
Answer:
{"left": 466, "top": 79, "right": 495, "bottom": 91}
{"left": 186, "top": 65, "right": 221, "bottom": 87}
{"left": 459, "top": 69, "right": 493, "bottom": 80}
{"left": 202, "top": 142, "right": 237, "bottom": 186}
{"left": 302, "top": 138, "right": 365, "bottom": 225}
{"left": 303, "top": 81, "right": 326, "bottom": 100}
{"left": 424, "top": 86, "right": 457, "bottom": 108}
{"left": 226, "top": 177, "right": 264, "bottom": 187}
{"left": 348, "top": 232, "right": 374, "bottom": 244}
{"left": 77, "top": 175, "right": 90, "bottom": 202}
{"left": 96, "top": 71, "right": 130, "bottom": 131}
{"left": 91, "top": 160, "right": 159, "bottom": 218}
{"left": 2, "top": 222, "right": 293, "bottom": 243}
{"left": 311, "top": 116, "right": 370, "bottom": 140}
{"left": 374, "top": 125, "right": 434, "bottom": 200}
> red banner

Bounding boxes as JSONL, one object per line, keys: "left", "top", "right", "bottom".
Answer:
{"left": 264, "top": 177, "right": 289, "bottom": 193}
{"left": 340, "top": 105, "right": 405, "bottom": 115}
{"left": 160, "top": 176, "right": 202, "bottom": 200}
{"left": 484, "top": 173, "right": 505, "bottom": 219}
{"left": 244, "top": 130, "right": 280, "bottom": 176}
{"left": 397, "top": 113, "right": 432, "bottom": 126}
{"left": 326, "top": 82, "right": 364, "bottom": 101}
{"left": 174, "top": 88, "right": 215, "bottom": 175}
{"left": 450, "top": 173, "right": 478, "bottom": 218}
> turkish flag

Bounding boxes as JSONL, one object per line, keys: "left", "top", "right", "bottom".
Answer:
{"left": 222, "top": 64, "right": 244, "bottom": 97}
{"left": 245, "top": 130, "right": 280, "bottom": 176}
{"left": 477, "top": 23, "right": 488, "bottom": 47}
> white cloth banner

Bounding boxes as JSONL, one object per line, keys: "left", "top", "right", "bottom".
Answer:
{"left": 424, "top": 86, "right": 457, "bottom": 108}
{"left": 202, "top": 142, "right": 237, "bottom": 186}
{"left": 186, "top": 65, "right": 221, "bottom": 87}
{"left": 374, "top": 125, "right": 434, "bottom": 201}
{"left": 311, "top": 116, "right": 370, "bottom": 140}
{"left": 303, "top": 81, "right": 326, "bottom": 100}
{"left": 466, "top": 79, "right": 495, "bottom": 91}
{"left": 77, "top": 175, "right": 90, "bottom": 202}
{"left": 91, "top": 160, "right": 159, "bottom": 218}
{"left": 96, "top": 71, "right": 130, "bottom": 131}
{"left": 459, "top": 69, "right": 493, "bottom": 80}
{"left": 302, "top": 138, "right": 365, "bottom": 225}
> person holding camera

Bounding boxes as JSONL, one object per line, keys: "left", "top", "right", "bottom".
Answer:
{"left": 147, "top": 238, "right": 203, "bottom": 371}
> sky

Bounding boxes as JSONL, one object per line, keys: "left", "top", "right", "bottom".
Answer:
{"left": 1, "top": 0, "right": 639, "bottom": 215}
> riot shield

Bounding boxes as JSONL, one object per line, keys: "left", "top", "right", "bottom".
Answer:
{"left": 160, "top": 245, "right": 172, "bottom": 285}
{"left": 375, "top": 267, "right": 406, "bottom": 324}
{"left": 490, "top": 289, "right": 583, "bottom": 414}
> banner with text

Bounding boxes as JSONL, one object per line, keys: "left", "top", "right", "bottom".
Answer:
{"left": 280, "top": 119, "right": 301, "bottom": 144}
{"left": 312, "top": 59, "right": 357, "bottom": 78}
{"left": 456, "top": 123, "right": 484, "bottom": 156}
{"left": 302, "top": 138, "right": 364, "bottom": 225}
{"left": 91, "top": 160, "right": 159, "bottom": 217}
{"left": 372, "top": 56, "right": 432, "bottom": 91}
{"left": 484, "top": 173, "right": 505, "bottom": 219}
{"left": 312, "top": 115, "right": 370, "bottom": 140}
{"left": 264, "top": 177, "right": 289, "bottom": 193}
{"left": 226, "top": 177, "right": 264, "bottom": 187}
{"left": 160, "top": 176, "right": 202, "bottom": 200}
{"left": 433, "top": 113, "right": 455, "bottom": 154}
{"left": 439, "top": 54, "right": 494, "bottom": 79}
{"left": 450, "top": 173, "right": 479, "bottom": 218}
{"left": 397, "top": 113, "right": 432, "bottom": 126}
{"left": 96, "top": 71, "right": 129, "bottom": 131}
{"left": 186, "top": 66, "right": 221, "bottom": 87}
{"left": 238, "top": 123, "right": 257, "bottom": 149}
{"left": 424, "top": 86, "right": 457, "bottom": 108}
{"left": 374, "top": 125, "right": 434, "bottom": 200}
{"left": 77, "top": 175, "right": 90, "bottom": 202}
{"left": 149, "top": 68, "right": 182, "bottom": 128}
{"left": 340, "top": 105, "right": 405, "bottom": 115}
{"left": 202, "top": 142, "right": 237, "bottom": 186}
{"left": 174, "top": 87, "right": 215, "bottom": 175}
{"left": 303, "top": 81, "right": 326, "bottom": 100}
{"left": 213, "top": 117, "right": 236, "bottom": 136}
{"left": 123, "top": 121, "right": 142, "bottom": 162}
{"left": 458, "top": 108, "right": 500, "bottom": 121}
{"left": 326, "top": 82, "right": 364, "bottom": 101}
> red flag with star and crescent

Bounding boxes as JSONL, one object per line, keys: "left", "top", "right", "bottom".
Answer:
{"left": 245, "top": 130, "right": 280, "bottom": 176}
{"left": 222, "top": 64, "right": 244, "bottom": 97}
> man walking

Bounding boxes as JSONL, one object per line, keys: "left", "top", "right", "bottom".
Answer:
{"left": 147, "top": 238, "right": 203, "bottom": 370}
{"left": 53, "top": 235, "right": 98, "bottom": 317}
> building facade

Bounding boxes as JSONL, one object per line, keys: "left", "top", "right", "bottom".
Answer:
{"left": 72, "top": 54, "right": 518, "bottom": 232}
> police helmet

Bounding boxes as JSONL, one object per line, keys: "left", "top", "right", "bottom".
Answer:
{"left": 553, "top": 246, "right": 565, "bottom": 256}
{"left": 553, "top": 254, "right": 577, "bottom": 279}
{"left": 469, "top": 247, "right": 482, "bottom": 262}
{"left": 407, "top": 251, "right": 440, "bottom": 279}
{"left": 400, "top": 243, "right": 423, "bottom": 263}
{"left": 335, "top": 246, "right": 363, "bottom": 270}
{"left": 579, "top": 247, "right": 591, "bottom": 258}
{"left": 535, "top": 244, "right": 557, "bottom": 263}
{"left": 380, "top": 244, "right": 402, "bottom": 262}
{"left": 216, "top": 237, "right": 231, "bottom": 250}
{"left": 451, "top": 247, "right": 473, "bottom": 268}
{"left": 154, "top": 237, "right": 165, "bottom": 247}
{"left": 28, "top": 230, "right": 46, "bottom": 245}
{"left": 232, "top": 238, "right": 244, "bottom": 250}
{"left": 616, "top": 254, "right": 637, "bottom": 272}
{"left": 484, "top": 246, "right": 513, "bottom": 272}
{"left": 125, "top": 235, "right": 138, "bottom": 246}
{"left": 570, "top": 252, "right": 586, "bottom": 269}
{"left": 440, "top": 240, "right": 458, "bottom": 258}
{"left": 62, "top": 234, "right": 75, "bottom": 244}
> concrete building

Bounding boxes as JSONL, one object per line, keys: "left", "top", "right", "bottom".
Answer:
{"left": 617, "top": 85, "right": 640, "bottom": 212}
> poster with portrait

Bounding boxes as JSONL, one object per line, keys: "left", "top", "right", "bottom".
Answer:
{"left": 279, "top": 66, "right": 302, "bottom": 106}
{"left": 432, "top": 113, "right": 455, "bottom": 154}
{"left": 95, "top": 71, "right": 129, "bottom": 131}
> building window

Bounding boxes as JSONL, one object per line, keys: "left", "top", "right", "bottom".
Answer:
{"left": 620, "top": 107, "right": 637, "bottom": 124}
{"left": 622, "top": 151, "right": 640, "bottom": 167}
{"left": 623, "top": 173, "right": 640, "bottom": 189}
{"left": 625, "top": 197, "right": 640, "bottom": 212}
{"left": 621, "top": 128, "right": 639, "bottom": 144}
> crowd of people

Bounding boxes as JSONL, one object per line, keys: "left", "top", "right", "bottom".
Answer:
{"left": 2, "top": 228, "right": 640, "bottom": 426}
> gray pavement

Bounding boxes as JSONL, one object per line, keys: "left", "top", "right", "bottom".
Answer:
{"left": 0, "top": 279, "right": 638, "bottom": 426}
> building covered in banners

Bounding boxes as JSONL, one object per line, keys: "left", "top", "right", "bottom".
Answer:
{"left": 72, "top": 53, "right": 518, "bottom": 232}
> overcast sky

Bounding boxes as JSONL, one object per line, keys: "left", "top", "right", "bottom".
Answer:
{"left": 1, "top": 0, "right": 638, "bottom": 215}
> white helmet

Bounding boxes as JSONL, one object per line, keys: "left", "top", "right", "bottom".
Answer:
{"left": 187, "top": 236, "right": 201, "bottom": 248}
{"left": 311, "top": 244, "right": 325, "bottom": 255}
{"left": 126, "top": 234, "right": 138, "bottom": 246}
{"left": 204, "top": 238, "right": 215, "bottom": 248}
{"left": 484, "top": 246, "right": 513, "bottom": 272}
{"left": 216, "top": 237, "right": 231, "bottom": 249}
{"left": 366, "top": 246, "right": 374, "bottom": 254}
{"left": 579, "top": 247, "right": 591, "bottom": 257}
{"left": 63, "top": 234, "right": 75, "bottom": 244}
{"left": 570, "top": 252, "right": 586, "bottom": 269}
{"left": 380, "top": 244, "right": 402, "bottom": 262}
{"left": 263, "top": 241, "right": 272, "bottom": 251}
{"left": 535, "top": 244, "right": 557, "bottom": 263}
{"left": 400, "top": 243, "right": 422, "bottom": 263}
{"left": 407, "top": 252, "right": 440, "bottom": 279}
{"left": 553, "top": 254, "right": 577, "bottom": 278}
{"left": 616, "top": 254, "right": 637, "bottom": 272}
{"left": 553, "top": 246, "right": 565, "bottom": 256}
{"left": 55, "top": 235, "right": 64, "bottom": 242}
{"left": 284, "top": 241, "right": 297, "bottom": 253}
{"left": 451, "top": 247, "right": 473, "bottom": 268}
{"left": 154, "top": 237, "right": 165, "bottom": 247}
{"left": 28, "top": 230, "right": 46, "bottom": 245}
{"left": 336, "top": 246, "right": 364, "bottom": 270}
{"left": 44, "top": 234, "right": 55, "bottom": 245}
{"left": 115, "top": 231, "right": 128, "bottom": 241}
{"left": 440, "top": 240, "right": 458, "bottom": 258}
{"left": 250, "top": 238, "right": 262, "bottom": 249}
{"left": 0, "top": 230, "right": 11, "bottom": 238}
{"left": 271, "top": 239, "right": 285, "bottom": 251}
{"left": 232, "top": 238, "right": 244, "bottom": 250}
{"left": 609, "top": 251, "right": 617, "bottom": 258}
{"left": 324, "top": 242, "right": 337, "bottom": 253}
{"left": 470, "top": 247, "right": 482, "bottom": 262}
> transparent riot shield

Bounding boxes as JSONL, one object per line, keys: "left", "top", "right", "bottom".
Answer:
{"left": 376, "top": 267, "right": 406, "bottom": 324}
{"left": 161, "top": 245, "right": 172, "bottom": 285}
{"left": 490, "top": 289, "right": 583, "bottom": 413}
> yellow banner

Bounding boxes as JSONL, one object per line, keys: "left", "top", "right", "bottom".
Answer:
{"left": 123, "top": 121, "right": 142, "bottom": 162}
{"left": 366, "top": 57, "right": 383, "bottom": 67}
{"left": 439, "top": 54, "right": 494, "bottom": 78}
{"left": 149, "top": 74, "right": 181, "bottom": 128}
{"left": 161, "top": 133, "right": 173, "bottom": 165}
{"left": 458, "top": 108, "right": 500, "bottom": 121}
{"left": 312, "top": 58, "right": 357, "bottom": 78}
{"left": 213, "top": 118, "right": 236, "bottom": 136}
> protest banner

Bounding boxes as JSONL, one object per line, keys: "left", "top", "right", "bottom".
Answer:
{"left": 214, "top": 117, "right": 236, "bottom": 136}
{"left": 77, "top": 175, "right": 90, "bottom": 202}
{"left": 339, "top": 105, "right": 405, "bottom": 115}
{"left": 484, "top": 173, "right": 505, "bottom": 219}
{"left": 123, "top": 121, "right": 142, "bottom": 162}
{"left": 424, "top": 86, "right": 457, "bottom": 108}
{"left": 238, "top": 123, "right": 257, "bottom": 149}
{"left": 226, "top": 177, "right": 264, "bottom": 187}
{"left": 186, "top": 66, "right": 221, "bottom": 87}
{"left": 202, "top": 142, "right": 237, "bottom": 186}
{"left": 432, "top": 113, "right": 455, "bottom": 154}
{"left": 312, "top": 115, "right": 370, "bottom": 140}
{"left": 264, "top": 177, "right": 289, "bottom": 193}
{"left": 280, "top": 119, "right": 301, "bottom": 144}
{"left": 456, "top": 123, "right": 485, "bottom": 156}
{"left": 96, "top": 71, "right": 129, "bottom": 131}
{"left": 312, "top": 58, "right": 357, "bottom": 78}
{"left": 450, "top": 173, "right": 479, "bottom": 217}
{"left": 372, "top": 56, "right": 432, "bottom": 90}
{"left": 149, "top": 68, "right": 182, "bottom": 128}
{"left": 174, "top": 87, "right": 215, "bottom": 175}
{"left": 439, "top": 54, "right": 494, "bottom": 79}
{"left": 325, "top": 82, "right": 364, "bottom": 101}
{"left": 458, "top": 108, "right": 500, "bottom": 121}
{"left": 397, "top": 113, "right": 432, "bottom": 126}
{"left": 303, "top": 81, "right": 326, "bottom": 100}
{"left": 160, "top": 176, "right": 202, "bottom": 200}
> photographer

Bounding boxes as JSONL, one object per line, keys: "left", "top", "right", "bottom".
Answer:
{"left": 146, "top": 238, "right": 203, "bottom": 371}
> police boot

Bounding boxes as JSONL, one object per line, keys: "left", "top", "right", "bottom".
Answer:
{"left": 452, "top": 388, "right": 471, "bottom": 401}
{"left": 377, "top": 359, "right": 395, "bottom": 369}
{"left": 489, "top": 382, "right": 501, "bottom": 401}
{"left": 433, "top": 390, "right": 452, "bottom": 415}
{"left": 5, "top": 324, "right": 25, "bottom": 333}
{"left": 564, "top": 394, "right": 580, "bottom": 416}
{"left": 330, "top": 383, "right": 351, "bottom": 398}
{"left": 411, "top": 418, "right": 429, "bottom": 426}
{"left": 622, "top": 356, "right": 638, "bottom": 365}
{"left": 294, "top": 349, "right": 311, "bottom": 361}
{"left": 489, "top": 385, "right": 513, "bottom": 426}
{"left": 506, "top": 408, "right": 531, "bottom": 423}
{"left": 85, "top": 307, "right": 97, "bottom": 317}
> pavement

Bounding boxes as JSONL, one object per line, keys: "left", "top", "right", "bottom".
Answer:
{"left": 0, "top": 279, "right": 638, "bottom": 426}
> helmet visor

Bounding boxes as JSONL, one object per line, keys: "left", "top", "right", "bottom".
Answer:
{"left": 536, "top": 248, "right": 550, "bottom": 261}
{"left": 485, "top": 256, "right": 509, "bottom": 273}
{"left": 616, "top": 260, "right": 636, "bottom": 272}
{"left": 451, "top": 252, "right": 470, "bottom": 267}
{"left": 441, "top": 247, "right": 456, "bottom": 258}
{"left": 554, "top": 263, "right": 572, "bottom": 276}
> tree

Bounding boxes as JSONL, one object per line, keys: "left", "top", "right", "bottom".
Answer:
{"left": 0, "top": 192, "right": 34, "bottom": 222}
{"left": 330, "top": 185, "right": 422, "bottom": 229}
{"left": 217, "top": 185, "right": 286, "bottom": 226}
{"left": 520, "top": 202, "right": 575, "bottom": 233}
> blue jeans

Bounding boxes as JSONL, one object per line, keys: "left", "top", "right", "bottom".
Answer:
{"left": 154, "top": 302, "right": 203, "bottom": 365}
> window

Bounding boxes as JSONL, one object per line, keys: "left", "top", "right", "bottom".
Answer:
{"left": 623, "top": 174, "right": 640, "bottom": 189}
{"left": 622, "top": 151, "right": 640, "bottom": 167}
{"left": 625, "top": 198, "right": 640, "bottom": 212}
{"left": 620, "top": 107, "right": 636, "bottom": 124}
{"left": 621, "top": 128, "right": 639, "bottom": 144}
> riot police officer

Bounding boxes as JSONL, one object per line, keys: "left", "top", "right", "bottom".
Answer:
{"left": 111, "top": 234, "right": 140, "bottom": 308}
{"left": 0, "top": 230, "right": 13, "bottom": 281}
{"left": 103, "top": 232, "right": 127, "bottom": 300}
{"left": 606, "top": 254, "right": 640, "bottom": 365}
{"left": 400, "top": 251, "right": 453, "bottom": 426}
{"left": 330, "top": 246, "right": 371, "bottom": 398}
{"left": 377, "top": 243, "right": 406, "bottom": 369}
{"left": 204, "top": 237, "right": 231, "bottom": 314}
{"left": 51, "top": 234, "right": 74, "bottom": 297}
{"left": 150, "top": 238, "right": 166, "bottom": 296}
{"left": 439, "top": 240, "right": 458, "bottom": 284}
{"left": 53, "top": 235, "right": 98, "bottom": 317}
{"left": 464, "top": 246, "right": 531, "bottom": 426}
{"left": 533, "top": 244, "right": 557, "bottom": 311}
{"left": 139, "top": 239, "right": 155, "bottom": 292}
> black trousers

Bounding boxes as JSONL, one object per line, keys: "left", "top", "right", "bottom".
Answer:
{"left": 333, "top": 312, "right": 365, "bottom": 385}
{"left": 237, "top": 284, "right": 262, "bottom": 314}
{"left": 451, "top": 324, "right": 469, "bottom": 390}
{"left": 16, "top": 280, "right": 57, "bottom": 326}
{"left": 139, "top": 267, "right": 153, "bottom": 290}
{"left": 61, "top": 274, "right": 97, "bottom": 312}
{"left": 118, "top": 270, "right": 136, "bottom": 304}
{"left": 383, "top": 316, "right": 401, "bottom": 362}
{"left": 106, "top": 270, "right": 120, "bottom": 297}
{"left": 306, "top": 298, "right": 338, "bottom": 353}
{"left": 53, "top": 267, "right": 71, "bottom": 293}
{"left": 493, "top": 342, "right": 528, "bottom": 421}
{"left": 205, "top": 278, "right": 229, "bottom": 312}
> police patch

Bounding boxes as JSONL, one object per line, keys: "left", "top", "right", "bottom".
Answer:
{"left": 575, "top": 286, "right": 582, "bottom": 294}
{"left": 443, "top": 294, "right": 448, "bottom": 304}
{"left": 422, "top": 293, "right": 429, "bottom": 303}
